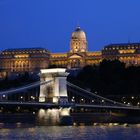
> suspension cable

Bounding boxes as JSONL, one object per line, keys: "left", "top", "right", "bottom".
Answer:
{"left": 0, "top": 80, "right": 52, "bottom": 95}
{"left": 67, "top": 81, "right": 128, "bottom": 107}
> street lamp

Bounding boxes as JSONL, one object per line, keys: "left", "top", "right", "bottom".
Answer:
{"left": 2, "top": 95, "right": 6, "bottom": 101}
{"left": 71, "top": 98, "right": 75, "bottom": 102}
{"left": 131, "top": 96, "right": 134, "bottom": 99}
{"left": 92, "top": 100, "right": 94, "bottom": 103}
{"left": 2, "top": 95, "right": 5, "bottom": 98}
{"left": 20, "top": 96, "right": 23, "bottom": 102}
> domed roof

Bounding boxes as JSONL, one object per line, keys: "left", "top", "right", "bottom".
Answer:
{"left": 72, "top": 26, "right": 86, "bottom": 39}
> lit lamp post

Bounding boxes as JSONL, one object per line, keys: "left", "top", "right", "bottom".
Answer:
{"left": 80, "top": 98, "right": 85, "bottom": 104}
{"left": 71, "top": 96, "right": 75, "bottom": 103}
{"left": 20, "top": 96, "right": 23, "bottom": 102}
{"left": 30, "top": 96, "right": 35, "bottom": 102}
{"left": 101, "top": 100, "right": 105, "bottom": 105}
{"left": 91, "top": 100, "right": 94, "bottom": 104}
{"left": 2, "top": 94, "right": 6, "bottom": 101}
{"left": 131, "top": 96, "right": 134, "bottom": 99}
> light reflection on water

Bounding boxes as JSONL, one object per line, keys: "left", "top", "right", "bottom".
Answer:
{"left": 0, "top": 125, "right": 140, "bottom": 140}
{"left": 37, "top": 108, "right": 70, "bottom": 125}
{"left": 38, "top": 109, "right": 60, "bottom": 125}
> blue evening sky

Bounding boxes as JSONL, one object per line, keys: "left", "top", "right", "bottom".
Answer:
{"left": 0, "top": 0, "right": 140, "bottom": 52}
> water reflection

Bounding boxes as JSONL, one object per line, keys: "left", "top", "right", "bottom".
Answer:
{"left": 37, "top": 108, "right": 70, "bottom": 125}
{"left": 38, "top": 109, "right": 60, "bottom": 125}
{"left": 0, "top": 126, "right": 140, "bottom": 140}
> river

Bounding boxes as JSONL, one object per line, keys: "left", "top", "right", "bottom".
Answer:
{"left": 0, "top": 125, "right": 140, "bottom": 140}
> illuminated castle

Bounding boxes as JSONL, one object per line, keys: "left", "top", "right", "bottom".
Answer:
{"left": 0, "top": 48, "right": 49, "bottom": 73}
{"left": 50, "top": 26, "right": 101, "bottom": 68}
{"left": 102, "top": 43, "right": 140, "bottom": 66}
{"left": 0, "top": 26, "right": 140, "bottom": 77}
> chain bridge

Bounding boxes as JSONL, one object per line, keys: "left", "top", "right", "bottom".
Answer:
{"left": 0, "top": 68, "right": 139, "bottom": 112}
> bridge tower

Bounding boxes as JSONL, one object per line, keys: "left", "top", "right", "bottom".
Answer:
{"left": 39, "top": 68, "right": 69, "bottom": 104}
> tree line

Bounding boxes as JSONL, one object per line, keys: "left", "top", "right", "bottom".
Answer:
{"left": 68, "top": 59, "right": 140, "bottom": 97}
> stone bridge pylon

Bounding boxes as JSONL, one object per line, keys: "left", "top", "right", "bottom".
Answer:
{"left": 39, "top": 68, "right": 69, "bottom": 104}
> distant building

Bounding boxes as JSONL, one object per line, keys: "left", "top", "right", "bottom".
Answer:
{"left": 0, "top": 48, "right": 50, "bottom": 75}
{"left": 102, "top": 43, "right": 140, "bottom": 66}
{"left": 1, "top": 26, "right": 140, "bottom": 77}
{"left": 50, "top": 26, "right": 102, "bottom": 68}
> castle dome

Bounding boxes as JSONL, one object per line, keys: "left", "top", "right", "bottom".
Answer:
{"left": 70, "top": 26, "right": 87, "bottom": 53}
{"left": 72, "top": 26, "right": 86, "bottom": 39}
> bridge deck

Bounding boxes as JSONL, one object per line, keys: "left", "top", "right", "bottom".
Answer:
{"left": 0, "top": 102, "right": 140, "bottom": 111}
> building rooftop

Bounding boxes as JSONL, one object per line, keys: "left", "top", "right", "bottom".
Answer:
{"left": 72, "top": 26, "right": 86, "bottom": 39}
{"left": 105, "top": 43, "right": 140, "bottom": 47}
{"left": 3, "top": 47, "right": 48, "bottom": 52}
